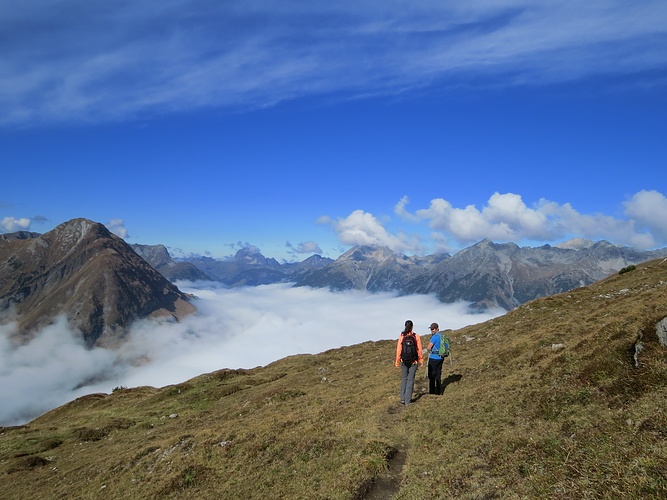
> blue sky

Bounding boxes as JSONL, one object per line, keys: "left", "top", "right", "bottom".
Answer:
{"left": 2, "top": 1, "right": 667, "bottom": 261}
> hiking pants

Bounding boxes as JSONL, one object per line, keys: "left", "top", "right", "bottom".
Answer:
{"left": 400, "top": 362, "right": 418, "bottom": 404}
{"left": 428, "top": 357, "right": 444, "bottom": 395}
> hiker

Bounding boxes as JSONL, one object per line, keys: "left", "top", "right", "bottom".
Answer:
{"left": 426, "top": 322, "right": 446, "bottom": 395}
{"left": 395, "top": 319, "right": 424, "bottom": 405}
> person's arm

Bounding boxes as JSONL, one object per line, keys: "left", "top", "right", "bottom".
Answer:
{"left": 395, "top": 336, "right": 402, "bottom": 367}
{"left": 417, "top": 335, "right": 424, "bottom": 366}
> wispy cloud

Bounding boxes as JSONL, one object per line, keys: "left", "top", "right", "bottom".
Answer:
{"left": 287, "top": 240, "right": 323, "bottom": 255}
{"left": 0, "top": 283, "right": 502, "bottom": 425}
{"left": 2, "top": 1, "right": 666, "bottom": 126}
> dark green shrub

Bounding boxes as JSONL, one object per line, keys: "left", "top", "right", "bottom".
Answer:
{"left": 619, "top": 265, "right": 636, "bottom": 275}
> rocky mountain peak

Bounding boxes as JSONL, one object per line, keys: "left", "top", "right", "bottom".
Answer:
{"left": 131, "top": 244, "right": 212, "bottom": 282}
{"left": 0, "top": 218, "right": 196, "bottom": 347}
{"left": 339, "top": 245, "right": 397, "bottom": 263}
{"left": 132, "top": 243, "right": 172, "bottom": 268}
{"left": 47, "top": 217, "right": 109, "bottom": 246}
{"left": 232, "top": 247, "right": 281, "bottom": 268}
{"left": 556, "top": 238, "right": 596, "bottom": 250}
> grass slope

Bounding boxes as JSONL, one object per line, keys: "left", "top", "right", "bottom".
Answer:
{"left": 1, "top": 258, "right": 666, "bottom": 499}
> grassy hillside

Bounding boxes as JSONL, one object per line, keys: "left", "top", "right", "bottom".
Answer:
{"left": 1, "top": 258, "right": 666, "bottom": 499}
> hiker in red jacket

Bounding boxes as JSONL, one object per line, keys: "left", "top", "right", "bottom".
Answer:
{"left": 394, "top": 319, "right": 424, "bottom": 405}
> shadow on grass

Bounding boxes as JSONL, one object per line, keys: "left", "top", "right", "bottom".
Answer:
{"left": 411, "top": 373, "right": 463, "bottom": 401}
{"left": 441, "top": 373, "right": 463, "bottom": 395}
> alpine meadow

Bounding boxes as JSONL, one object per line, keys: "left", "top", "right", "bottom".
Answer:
{"left": 1, "top": 257, "right": 665, "bottom": 499}
{"left": 2, "top": 2, "right": 667, "bottom": 499}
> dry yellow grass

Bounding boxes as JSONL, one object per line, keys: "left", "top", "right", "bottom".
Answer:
{"left": 1, "top": 257, "right": 666, "bottom": 499}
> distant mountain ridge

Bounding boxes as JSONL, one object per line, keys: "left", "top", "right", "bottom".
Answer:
{"left": 130, "top": 244, "right": 211, "bottom": 282}
{"left": 180, "top": 238, "right": 667, "bottom": 311}
{"left": 0, "top": 219, "right": 195, "bottom": 347}
{"left": 4, "top": 219, "right": 666, "bottom": 322}
{"left": 398, "top": 238, "right": 667, "bottom": 310}
{"left": 0, "top": 231, "right": 41, "bottom": 241}
{"left": 182, "top": 248, "right": 334, "bottom": 287}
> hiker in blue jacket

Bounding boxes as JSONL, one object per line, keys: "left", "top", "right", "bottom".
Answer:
{"left": 427, "top": 322, "right": 445, "bottom": 395}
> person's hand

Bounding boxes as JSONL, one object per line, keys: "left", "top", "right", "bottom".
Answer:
{"left": 395, "top": 362, "right": 399, "bottom": 368}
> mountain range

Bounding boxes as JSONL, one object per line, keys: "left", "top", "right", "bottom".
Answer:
{"left": 0, "top": 219, "right": 195, "bottom": 347}
{"left": 3, "top": 218, "right": 666, "bottom": 349}
{"left": 172, "top": 238, "right": 667, "bottom": 310}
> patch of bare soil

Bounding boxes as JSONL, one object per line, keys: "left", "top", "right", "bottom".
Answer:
{"left": 362, "top": 443, "right": 407, "bottom": 500}
{"left": 361, "top": 375, "right": 429, "bottom": 500}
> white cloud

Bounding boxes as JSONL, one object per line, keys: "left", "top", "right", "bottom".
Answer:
{"left": 394, "top": 196, "right": 420, "bottom": 223}
{"left": 0, "top": 283, "right": 503, "bottom": 426}
{"left": 413, "top": 193, "right": 556, "bottom": 243}
{"left": 323, "top": 209, "right": 421, "bottom": 253}
{"left": 108, "top": 218, "right": 129, "bottom": 239}
{"left": 0, "top": 316, "right": 116, "bottom": 425}
{"left": 623, "top": 190, "right": 667, "bottom": 242}
{"left": 1, "top": 2, "right": 666, "bottom": 125}
{"left": 538, "top": 199, "right": 658, "bottom": 249}
{"left": 0, "top": 217, "right": 31, "bottom": 232}
{"left": 392, "top": 191, "right": 667, "bottom": 250}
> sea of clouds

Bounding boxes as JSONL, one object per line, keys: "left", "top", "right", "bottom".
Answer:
{"left": 0, "top": 283, "right": 504, "bottom": 426}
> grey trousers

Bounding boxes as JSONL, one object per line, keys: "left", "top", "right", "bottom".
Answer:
{"left": 400, "top": 363, "right": 418, "bottom": 404}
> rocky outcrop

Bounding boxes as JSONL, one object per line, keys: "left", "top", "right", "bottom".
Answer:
{"left": 657, "top": 318, "right": 667, "bottom": 348}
